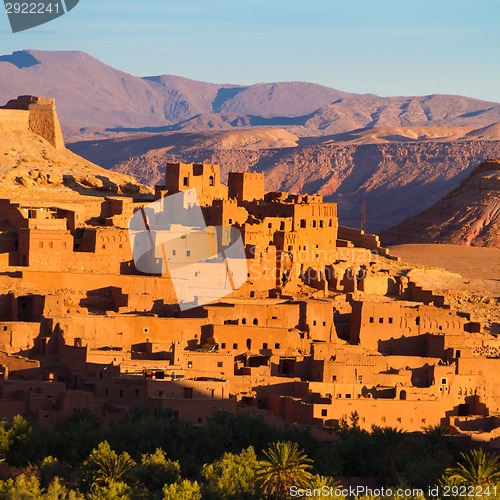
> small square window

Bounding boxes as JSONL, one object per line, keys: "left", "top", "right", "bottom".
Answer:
{"left": 379, "top": 318, "right": 384, "bottom": 324}
{"left": 369, "top": 317, "right": 374, "bottom": 323}
{"left": 187, "top": 361, "right": 193, "bottom": 368}
{"left": 274, "top": 343, "right": 280, "bottom": 349}
{"left": 263, "top": 343, "right": 268, "bottom": 349}
{"left": 388, "top": 317, "right": 393, "bottom": 324}
{"left": 321, "top": 409, "right": 327, "bottom": 417}
{"left": 232, "top": 343, "right": 238, "bottom": 349}
{"left": 217, "top": 361, "right": 223, "bottom": 368}
{"left": 221, "top": 342, "right": 226, "bottom": 349}
{"left": 187, "top": 250, "right": 191, "bottom": 257}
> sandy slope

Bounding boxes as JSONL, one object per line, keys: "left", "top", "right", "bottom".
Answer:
{"left": 0, "top": 129, "right": 151, "bottom": 201}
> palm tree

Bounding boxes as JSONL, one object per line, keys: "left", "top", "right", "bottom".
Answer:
{"left": 444, "top": 449, "right": 500, "bottom": 487}
{"left": 372, "top": 426, "right": 406, "bottom": 484}
{"left": 256, "top": 441, "right": 313, "bottom": 499}
{"left": 308, "top": 475, "right": 343, "bottom": 497}
{"left": 83, "top": 441, "right": 137, "bottom": 488}
{"left": 423, "top": 425, "right": 447, "bottom": 452}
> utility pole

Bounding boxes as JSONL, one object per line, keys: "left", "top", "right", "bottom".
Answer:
{"left": 361, "top": 198, "right": 367, "bottom": 232}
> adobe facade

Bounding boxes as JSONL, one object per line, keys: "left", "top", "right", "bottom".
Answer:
{"left": 0, "top": 158, "right": 498, "bottom": 444}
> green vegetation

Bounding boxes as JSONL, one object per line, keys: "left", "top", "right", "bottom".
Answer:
{"left": 0, "top": 411, "right": 497, "bottom": 499}
{"left": 256, "top": 441, "right": 313, "bottom": 498}
{"left": 444, "top": 449, "right": 500, "bottom": 487}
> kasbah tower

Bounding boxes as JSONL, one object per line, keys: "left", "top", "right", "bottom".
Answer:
{"left": 0, "top": 96, "right": 498, "bottom": 445}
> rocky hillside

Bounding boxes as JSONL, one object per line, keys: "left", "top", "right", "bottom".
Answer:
{"left": 381, "top": 160, "right": 500, "bottom": 248}
{"left": 2, "top": 50, "right": 500, "bottom": 137}
{"left": 68, "top": 134, "right": 500, "bottom": 233}
{"left": 0, "top": 125, "right": 151, "bottom": 202}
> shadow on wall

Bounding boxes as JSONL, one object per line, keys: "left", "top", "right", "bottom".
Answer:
{"left": 377, "top": 335, "right": 428, "bottom": 357}
{"left": 79, "top": 287, "right": 128, "bottom": 314}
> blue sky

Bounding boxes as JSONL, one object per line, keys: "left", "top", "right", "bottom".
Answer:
{"left": 1, "top": 0, "right": 499, "bottom": 101}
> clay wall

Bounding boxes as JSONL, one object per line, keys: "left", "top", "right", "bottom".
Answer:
{"left": 205, "top": 199, "right": 248, "bottom": 227}
{"left": 267, "top": 389, "right": 450, "bottom": 431}
{"left": 93, "top": 376, "right": 235, "bottom": 424}
{"left": 0, "top": 351, "right": 40, "bottom": 378}
{"left": 19, "top": 271, "right": 178, "bottom": 305}
{"left": 246, "top": 245, "right": 280, "bottom": 289}
{"left": 54, "top": 315, "right": 200, "bottom": 350}
{"left": 163, "top": 163, "right": 228, "bottom": 204}
{"left": 305, "top": 300, "right": 336, "bottom": 341}
{"left": 180, "top": 351, "right": 234, "bottom": 379}
{"left": 351, "top": 300, "right": 466, "bottom": 351}
{"left": 156, "top": 397, "right": 237, "bottom": 425}
{"left": 350, "top": 300, "right": 402, "bottom": 347}
{"left": 0, "top": 321, "right": 40, "bottom": 352}
{"left": 228, "top": 172, "right": 265, "bottom": 203}
{"left": 0, "top": 109, "right": 29, "bottom": 131}
{"left": 18, "top": 228, "right": 73, "bottom": 269}
{"left": 203, "top": 301, "right": 302, "bottom": 330}
{"left": 206, "top": 324, "right": 303, "bottom": 356}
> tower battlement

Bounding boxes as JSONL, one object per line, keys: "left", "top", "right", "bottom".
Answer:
{"left": 0, "top": 95, "right": 65, "bottom": 149}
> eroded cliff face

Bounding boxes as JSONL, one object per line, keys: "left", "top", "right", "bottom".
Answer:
{"left": 382, "top": 160, "right": 500, "bottom": 248}
{"left": 72, "top": 138, "right": 500, "bottom": 233}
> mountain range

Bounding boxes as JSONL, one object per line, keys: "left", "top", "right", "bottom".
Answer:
{"left": 2, "top": 50, "right": 500, "bottom": 138}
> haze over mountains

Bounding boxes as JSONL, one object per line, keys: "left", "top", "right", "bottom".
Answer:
{"left": 2, "top": 49, "right": 500, "bottom": 138}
